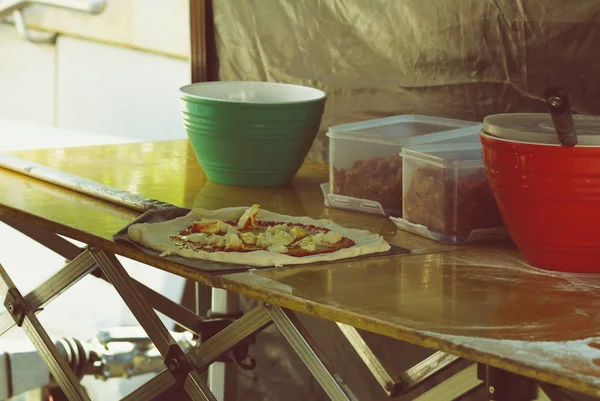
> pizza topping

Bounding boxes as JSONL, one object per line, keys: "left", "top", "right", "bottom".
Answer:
{"left": 206, "top": 234, "right": 226, "bottom": 248}
{"left": 278, "top": 232, "right": 295, "bottom": 245}
{"left": 296, "top": 236, "right": 318, "bottom": 252}
{"left": 321, "top": 231, "right": 342, "bottom": 244}
{"left": 226, "top": 226, "right": 240, "bottom": 235}
{"left": 266, "top": 224, "right": 290, "bottom": 233}
{"left": 262, "top": 225, "right": 295, "bottom": 244}
{"left": 267, "top": 244, "right": 288, "bottom": 253}
{"left": 239, "top": 232, "right": 257, "bottom": 245}
{"left": 168, "top": 205, "right": 358, "bottom": 257}
{"left": 255, "top": 234, "right": 268, "bottom": 248}
{"left": 224, "top": 233, "right": 244, "bottom": 250}
{"left": 256, "top": 231, "right": 295, "bottom": 248}
{"left": 191, "top": 219, "right": 234, "bottom": 235}
{"left": 180, "top": 233, "right": 208, "bottom": 243}
{"left": 237, "top": 204, "right": 260, "bottom": 229}
{"left": 289, "top": 226, "right": 308, "bottom": 241}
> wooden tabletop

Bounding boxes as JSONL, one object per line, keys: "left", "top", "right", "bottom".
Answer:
{"left": 3, "top": 140, "right": 600, "bottom": 396}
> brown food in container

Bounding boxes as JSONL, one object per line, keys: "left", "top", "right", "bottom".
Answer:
{"left": 332, "top": 155, "right": 403, "bottom": 214}
{"left": 403, "top": 166, "right": 503, "bottom": 236}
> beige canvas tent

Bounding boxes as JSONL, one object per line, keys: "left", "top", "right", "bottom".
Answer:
{"left": 188, "top": 1, "right": 600, "bottom": 399}
{"left": 192, "top": 0, "right": 600, "bottom": 165}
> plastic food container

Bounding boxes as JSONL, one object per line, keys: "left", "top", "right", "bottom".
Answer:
{"left": 326, "top": 115, "right": 482, "bottom": 216}
{"left": 398, "top": 142, "right": 506, "bottom": 243}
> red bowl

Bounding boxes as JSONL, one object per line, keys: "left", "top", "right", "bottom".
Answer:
{"left": 480, "top": 132, "right": 600, "bottom": 273}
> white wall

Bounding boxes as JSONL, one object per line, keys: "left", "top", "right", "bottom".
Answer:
{"left": 0, "top": 24, "right": 55, "bottom": 126}
{"left": 0, "top": 0, "right": 190, "bottom": 141}
{"left": 55, "top": 36, "right": 189, "bottom": 141}
{"left": 23, "top": 0, "right": 190, "bottom": 58}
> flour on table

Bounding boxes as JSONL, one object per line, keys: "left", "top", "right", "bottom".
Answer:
{"left": 424, "top": 331, "right": 600, "bottom": 388}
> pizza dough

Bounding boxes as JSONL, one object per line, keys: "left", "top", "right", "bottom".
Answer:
{"left": 127, "top": 206, "right": 391, "bottom": 267}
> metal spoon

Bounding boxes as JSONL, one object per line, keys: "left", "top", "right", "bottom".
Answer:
{"left": 545, "top": 87, "right": 577, "bottom": 147}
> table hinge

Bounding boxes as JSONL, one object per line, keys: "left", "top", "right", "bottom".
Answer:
{"left": 199, "top": 316, "right": 256, "bottom": 369}
{"left": 164, "top": 344, "right": 194, "bottom": 383}
{"left": 4, "top": 287, "right": 29, "bottom": 327}
{"left": 477, "top": 364, "right": 538, "bottom": 401}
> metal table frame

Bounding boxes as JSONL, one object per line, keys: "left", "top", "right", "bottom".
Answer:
{"left": 0, "top": 217, "right": 361, "bottom": 400}
{"left": 0, "top": 222, "right": 559, "bottom": 401}
{"left": 0, "top": 153, "right": 365, "bottom": 400}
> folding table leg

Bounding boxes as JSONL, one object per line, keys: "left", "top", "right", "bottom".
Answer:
{"left": 1, "top": 216, "right": 207, "bottom": 336}
{"left": 124, "top": 305, "right": 273, "bottom": 401}
{"left": 89, "top": 249, "right": 216, "bottom": 401}
{"left": 208, "top": 288, "right": 240, "bottom": 401}
{"left": 338, "top": 322, "right": 461, "bottom": 397}
{"left": 0, "top": 262, "right": 91, "bottom": 401}
{"left": 336, "top": 322, "right": 400, "bottom": 396}
{"left": 413, "top": 364, "right": 482, "bottom": 400}
{"left": 0, "top": 251, "right": 97, "bottom": 337}
{"left": 265, "top": 304, "right": 359, "bottom": 401}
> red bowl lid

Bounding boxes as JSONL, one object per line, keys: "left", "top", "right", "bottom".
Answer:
{"left": 483, "top": 113, "right": 600, "bottom": 146}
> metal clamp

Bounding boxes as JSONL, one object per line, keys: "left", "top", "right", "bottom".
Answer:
{"left": 477, "top": 364, "right": 539, "bottom": 401}
{"left": 3, "top": 287, "right": 29, "bottom": 327}
{"left": 198, "top": 317, "right": 254, "bottom": 366}
{"left": 229, "top": 344, "right": 256, "bottom": 370}
{"left": 165, "top": 344, "right": 194, "bottom": 383}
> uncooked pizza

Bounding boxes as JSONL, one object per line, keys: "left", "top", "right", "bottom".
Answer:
{"left": 127, "top": 204, "right": 391, "bottom": 266}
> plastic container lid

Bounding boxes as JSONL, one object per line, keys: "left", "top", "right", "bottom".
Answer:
{"left": 483, "top": 113, "right": 600, "bottom": 146}
{"left": 327, "top": 115, "right": 481, "bottom": 146}
{"left": 320, "top": 183, "right": 387, "bottom": 216}
{"left": 400, "top": 142, "right": 484, "bottom": 169}
{"left": 389, "top": 216, "right": 508, "bottom": 244}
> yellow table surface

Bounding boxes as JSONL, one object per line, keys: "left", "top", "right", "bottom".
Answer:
{"left": 222, "top": 247, "right": 600, "bottom": 396}
{"left": 2, "top": 140, "right": 600, "bottom": 397}
{"left": 1, "top": 140, "right": 453, "bottom": 284}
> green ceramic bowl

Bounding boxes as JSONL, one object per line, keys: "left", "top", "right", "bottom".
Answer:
{"left": 180, "top": 81, "right": 327, "bottom": 187}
